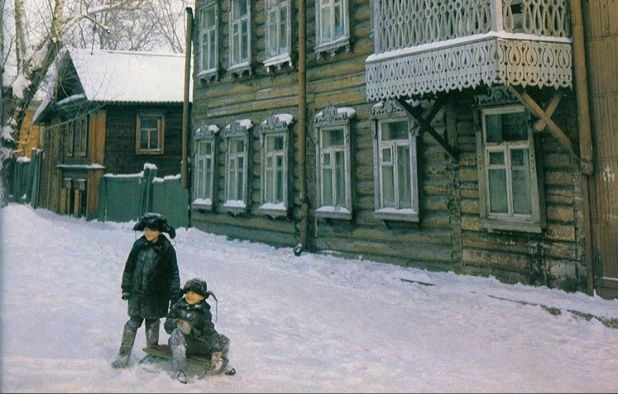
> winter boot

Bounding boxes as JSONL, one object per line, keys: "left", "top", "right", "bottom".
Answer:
{"left": 174, "top": 370, "right": 188, "bottom": 384}
{"left": 111, "top": 322, "right": 137, "bottom": 368}
{"left": 145, "top": 319, "right": 160, "bottom": 348}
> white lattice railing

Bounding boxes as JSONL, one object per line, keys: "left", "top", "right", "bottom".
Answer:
{"left": 366, "top": 0, "right": 572, "bottom": 100}
{"left": 374, "top": 0, "right": 570, "bottom": 54}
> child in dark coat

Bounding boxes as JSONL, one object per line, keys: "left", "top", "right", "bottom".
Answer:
{"left": 111, "top": 213, "right": 181, "bottom": 368}
{"left": 164, "top": 278, "right": 234, "bottom": 384}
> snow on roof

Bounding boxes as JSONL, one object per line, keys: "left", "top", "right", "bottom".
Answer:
{"left": 65, "top": 47, "right": 190, "bottom": 103}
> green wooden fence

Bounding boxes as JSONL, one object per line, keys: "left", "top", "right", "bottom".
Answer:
{"left": 10, "top": 150, "right": 43, "bottom": 206}
{"left": 98, "top": 167, "right": 189, "bottom": 229}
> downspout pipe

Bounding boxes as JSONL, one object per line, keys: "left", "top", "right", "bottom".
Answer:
{"left": 296, "top": 0, "right": 309, "bottom": 256}
{"left": 181, "top": 7, "right": 194, "bottom": 190}
{"left": 569, "top": 0, "right": 595, "bottom": 295}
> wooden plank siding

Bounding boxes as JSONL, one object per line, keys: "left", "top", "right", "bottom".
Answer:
{"left": 190, "top": 0, "right": 588, "bottom": 293}
{"left": 104, "top": 104, "right": 184, "bottom": 177}
{"left": 583, "top": 0, "right": 618, "bottom": 298}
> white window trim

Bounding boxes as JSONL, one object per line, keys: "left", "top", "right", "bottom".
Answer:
{"left": 371, "top": 100, "right": 419, "bottom": 223}
{"left": 192, "top": 124, "right": 219, "bottom": 211}
{"left": 314, "top": 106, "right": 355, "bottom": 220}
{"left": 258, "top": 114, "right": 293, "bottom": 218}
{"left": 197, "top": 1, "right": 219, "bottom": 81}
{"left": 476, "top": 104, "right": 544, "bottom": 233}
{"left": 222, "top": 119, "right": 253, "bottom": 215}
{"left": 136, "top": 111, "right": 165, "bottom": 155}
{"left": 229, "top": 0, "right": 252, "bottom": 75}
{"left": 264, "top": 0, "right": 293, "bottom": 72}
{"left": 314, "top": 0, "right": 351, "bottom": 57}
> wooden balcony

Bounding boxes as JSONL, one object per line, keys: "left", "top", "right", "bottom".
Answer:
{"left": 365, "top": 0, "right": 573, "bottom": 101}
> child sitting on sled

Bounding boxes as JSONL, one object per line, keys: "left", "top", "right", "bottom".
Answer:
{"left": 164, "top": 278, "right": 235, "bottom": 384}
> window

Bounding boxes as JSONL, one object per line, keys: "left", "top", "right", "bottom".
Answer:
{"left": 314, "top": 106, "right": 355, "bottom": 220}
{"left": 75, "top": 116, "right": 88, "bottom": 157}
{"left": 371, "top": 101, "right": 419, "bottom": 222}
{"left": 222, "top": 119, "right": 253, "bottom": 214}
{"left": 198, "top": 1, "right": 218, "bottom": 79}
{"left": 229, "top": 0, "right": 251, "bottom": 73}
{"left": 136, "top": 112, "right": 165, "bottom": 155}
{"left": 65, "top": 121, "right": 74, "bottom": 157}
{"left": 315, "top": 0, "right": 350, "bottom": 56}
{"left": 264, "top": 0, "right": 292, "bottom": 72}
{"left": 477, "top": 105, "right": 544, "bottom": 232}
{"left": 193, "top": 124, "right": 219, "bottom": 210}
{"left": 65, "top": 116, "right": 88, "bottom": 157}
{"left": 259, "top": 114, "right": 293, "bottom": 217}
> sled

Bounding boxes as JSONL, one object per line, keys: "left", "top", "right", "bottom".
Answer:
{"left": 139, "top": 344, "right": 236, "bottom": 378}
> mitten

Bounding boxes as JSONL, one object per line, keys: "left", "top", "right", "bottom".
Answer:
{"left": 121, "top": 293, "right": 130, "bottom": 300}
{"left": 176, "top": 319, "right": 193, "bottom": 335}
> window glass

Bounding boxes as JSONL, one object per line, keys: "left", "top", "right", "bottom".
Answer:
{"left": 485, "top": 112, "right": 528, "bottom": 143}
{"left": 377, "top": 118, "right": 415, "bottom": 212}
{"left": 479, "top": 105, "right": 541, "bottom": 231}
{"left": 200, "top": 6, "right": 217, "bottom": 72}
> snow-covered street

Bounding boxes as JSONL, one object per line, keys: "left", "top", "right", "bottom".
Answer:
{"left": 2, "top": 204, "right": 618, "bottom": 393}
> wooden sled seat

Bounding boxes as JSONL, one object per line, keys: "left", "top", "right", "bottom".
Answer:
{"left": 140, "top": 344, "right": 211, "bottom": 368}
{"left": 140, "top": 344, "right": 236, "bottom": 377}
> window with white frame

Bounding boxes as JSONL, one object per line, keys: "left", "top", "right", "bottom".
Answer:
{"left": 477, "top": 105, "right": 544, "bottom": 233}
{"left": 229, "top": 0, "right": 251, "bottom": 72}
{"left": 259, "top": 114, "right": 293, "bottom": 217}
{"left": 222, "top": 119, "right": 253, "bottom": 214}
{"left": 315, "top": 0, "right": 350, "bottom": 56}
{"left": 198, "top": 1, "right": 218, "bottom": 79}
{"left": 193, "top": 124, "right": 219, "bottom": 210}
{"left": 264, "top": 0, "right": 292, "bottom": 72}
{"left": 314, "top": 106, "right": 355, "bottom": 220}
{"left": 371, "top": 101, "right": 419, "bottom": 222}
{"left": 136, "top": 112, "right": 165, "bottom": 155}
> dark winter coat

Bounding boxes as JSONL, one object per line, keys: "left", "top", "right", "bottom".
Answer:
{"left": 121, "top": 234, "right": 180, "bottom": 319}
{"left": 164, "top": 298, "right": 220, "bottom": 351}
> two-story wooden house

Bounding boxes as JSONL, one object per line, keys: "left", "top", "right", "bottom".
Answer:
{"left": 35, "top": 48, "right": 188, "bottom": 220}
{"left": 188, "top": 0, "right": 618, "bottom": 298}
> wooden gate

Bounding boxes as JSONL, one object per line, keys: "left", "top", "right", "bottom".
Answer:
{"left": 584, "top": 0, "right": 618, "bottom": 299}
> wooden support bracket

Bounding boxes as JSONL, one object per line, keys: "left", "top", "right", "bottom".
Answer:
{"left": 506, "top": 85, "right": 581, "bottom": 163}
{"left": 534, "top": 91, "right": 562, "bottom": 132}
{"left": 395, "top": 96, "right": 458, "bottom": 161}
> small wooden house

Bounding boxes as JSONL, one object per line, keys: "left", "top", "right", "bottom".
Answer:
{"left": 187, "top": 0, "right": 616, "bottom": 298}
{"left": 34, "top": 48, "right": 188, "bottom": 220}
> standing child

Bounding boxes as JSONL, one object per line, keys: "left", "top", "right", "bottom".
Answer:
{"left": 164, "top": 278, "right": 234, "bottom": 384}
{"left": 111, "top": 213, "right": 181, "bottom": 368}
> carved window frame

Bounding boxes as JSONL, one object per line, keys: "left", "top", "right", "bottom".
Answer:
{"left": 228, "top": 0, "right": 252, "bottom": 76}
{"left": 475, "top": 102, "right": 545, "bottom": 233}
{"left": 192, "top": 124, "right": 219, "bottom": 210}
{"left": 222, "top": 119, "right": 253, "bottom": 215}
{"left": 314, "top": 106, "right": 355, "bottom": 220}
{"left": 371, "top": 100, "right": 419, "bottom": 223}
{"left": 136, "top": 111, "right": 165, "bottom": 155}
{"left": 258, "top": 114, "right": 293, "bottom": 218}
{"left": 264, "top": 0, "right": 293, "bottom": 73}
{"left": 197, "top": 0, "right": 219, "bottom": 81}
{"left": 315, "top": 0, "right": 351, "bottom": 58}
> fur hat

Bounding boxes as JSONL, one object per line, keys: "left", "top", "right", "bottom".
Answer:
{"left": 133, "top": 212, "right": 176, "bottom": 239}
{"left": 182, "top": 278, "right": 208, "bottom": 297}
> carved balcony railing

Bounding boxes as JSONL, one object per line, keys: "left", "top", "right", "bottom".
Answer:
{"left": 365, "top": 0, "right": 572, "bottom": 101}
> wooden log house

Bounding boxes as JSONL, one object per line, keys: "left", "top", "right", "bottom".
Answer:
{"left": 34, "top": 48, "right": 187, "bottom": 220}
{"left": 188, "top": 0, "right": 618, "bottom": 298}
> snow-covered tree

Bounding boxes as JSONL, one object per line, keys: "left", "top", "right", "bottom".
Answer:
{"left": 0, "top": 0, "right": 192, "bottom": 204}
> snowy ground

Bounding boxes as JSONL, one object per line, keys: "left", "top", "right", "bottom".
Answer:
{"left": 1, "top": 203, "right": 618, "bottom": 393}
